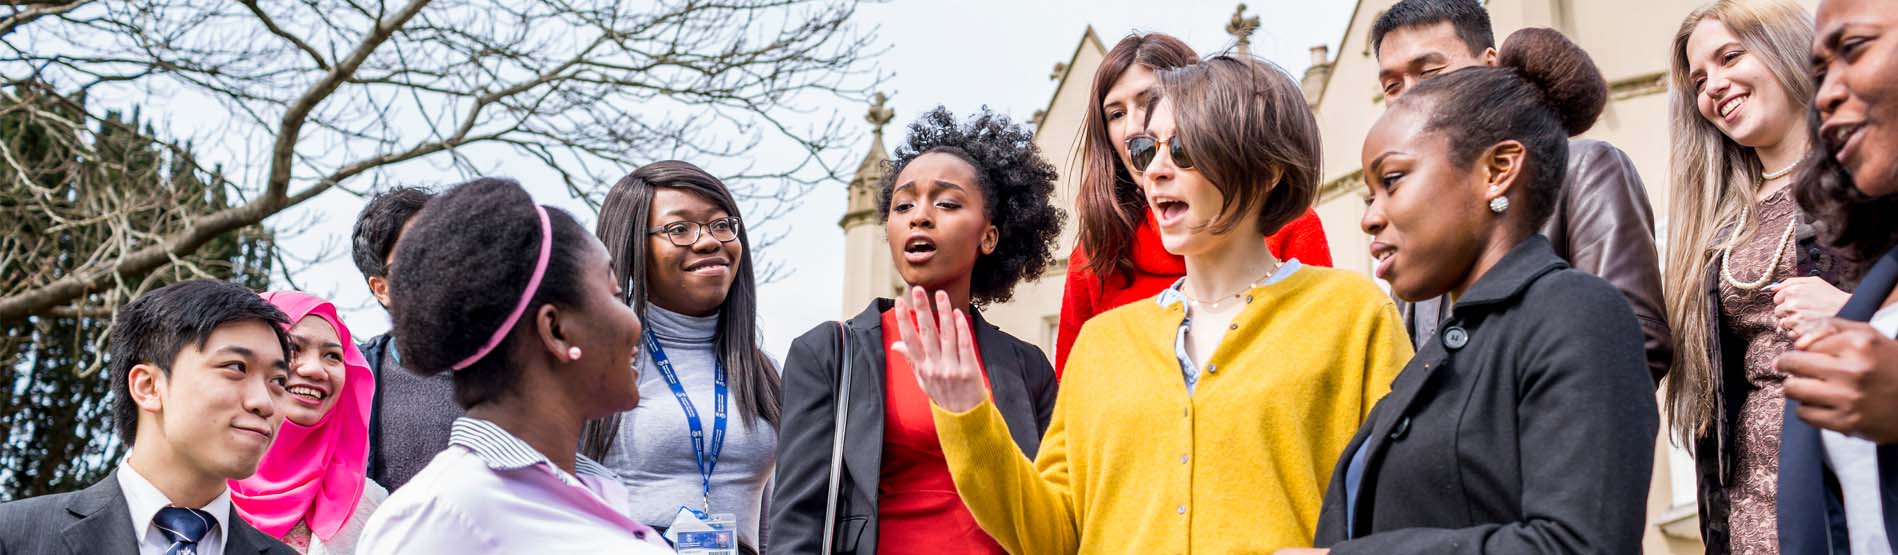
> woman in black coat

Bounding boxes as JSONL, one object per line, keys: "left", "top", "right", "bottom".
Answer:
{"left": 768, "top": 107, "right": 1061, "bottom": 554}
{"left": 1293, "top": 29, "right": 1658, "bottom": 554}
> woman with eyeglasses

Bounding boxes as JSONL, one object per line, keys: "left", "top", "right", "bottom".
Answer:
{"left": 898, "top": 56, "right": 1410, "bottom": 553}
{"left": 769, "top": 106, "right": 1064, "bottom": 554}
{"left": 582, "top": 161, "right": 780, "bottom": 554}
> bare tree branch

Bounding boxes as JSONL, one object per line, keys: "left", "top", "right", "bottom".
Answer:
{"left": 0, "top": 0, "right": 884, "bottom": 320}
{"left": 0, "top": 1, "right": 91, "bottom": 38}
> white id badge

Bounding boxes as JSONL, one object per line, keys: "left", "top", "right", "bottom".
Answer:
{"left": 668, "top": 507, "right": 738, "bottom": 555}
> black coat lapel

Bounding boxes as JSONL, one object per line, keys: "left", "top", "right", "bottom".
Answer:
{"left": 970, "top": 309, "right": 1037, "bottom": 456}
{"left": 1345, "top": 340, "right": 1450, "bottom": 534}
{"left": 842, "top": 302, "right": 888, "bottom": 505}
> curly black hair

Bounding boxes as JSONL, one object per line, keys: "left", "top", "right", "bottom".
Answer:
{"left": 387, "top": 177, "right": 593, "bottom": 408}
{"left": 876, "top": 106, "right": 1065, "bottom": 305}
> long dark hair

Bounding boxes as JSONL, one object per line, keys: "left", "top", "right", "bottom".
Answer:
{"left": 1075, "top": 32, "right": 1198, "bottom": 286}
{"left": 1793, "top": 107, "right": 1898, "bottom": 265}
{"left": 581, "top": 161, "right": 782, "bottom": 460}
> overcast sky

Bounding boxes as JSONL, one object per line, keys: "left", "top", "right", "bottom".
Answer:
{"left": 267, "top": 0, "right": 1358, "bottom": 358}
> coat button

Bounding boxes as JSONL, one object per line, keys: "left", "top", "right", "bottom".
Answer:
{"left": 1177, "top": 504, "right": 1187, "bottom": 514}
{"left": 1206, "top": 363, "right": 1217, "bottom": 374}
{"left": 1389, "top": 416, "right": 1411, "bottom": 440}
{"left": 1180, "top": 454, "right": 1189, "bottom": 464}
{"left": 1228, "top": 323, "right": 1238, "bottom": 330}
{"left": 1245, "top": 295, "right": 1254, "bottom": 303}
{"left": 1442, "top": 326, "right": 1469, "bottom": 350}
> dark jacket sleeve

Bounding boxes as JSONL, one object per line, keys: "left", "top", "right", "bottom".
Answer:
{"left": 1557, "top": 140, "right": 1672, "bottom": 384}
{"left": 1026, "top": 342, "right": 1058, "bottom": 435}
{"left": 1332, "top": 275, "right": 1659, "bottom": 554}
{"left": 767, "top": 324, "right": 843, "bottom": 554}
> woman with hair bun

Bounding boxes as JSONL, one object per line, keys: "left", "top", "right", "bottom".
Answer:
{"left": 1302, "top": 28, "right": 1658, "bottom": 554}
{"left": 356, "top": 177, "right": 669, "bottom": 554}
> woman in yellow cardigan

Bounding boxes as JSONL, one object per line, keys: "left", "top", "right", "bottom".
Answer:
{"left": 892, "top": 55, "right": 1413, "bottom": 553}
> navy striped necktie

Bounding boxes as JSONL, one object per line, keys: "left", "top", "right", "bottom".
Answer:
{"left": 154, "top": 506, "right": 215, "bottom": 555}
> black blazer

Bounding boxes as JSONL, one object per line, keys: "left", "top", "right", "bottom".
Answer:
{"left": 0, "top": 471, "right": 296, "bottom": 554}
{"left": 768, "top": 299, "right": 1057, "bottom": 554}
{"left": 1315, "top": 236, "right": 1658, "bottom": 554}
{"left": 1778, "top": 246, "right": 1898, "bottom": 554}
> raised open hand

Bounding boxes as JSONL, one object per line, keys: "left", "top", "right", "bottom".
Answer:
{"left": 891, "top": 286, "right": 986, "bottom": 413}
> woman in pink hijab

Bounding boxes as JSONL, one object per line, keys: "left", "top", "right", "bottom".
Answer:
{"left": 231, "top": 291, "right": 384, "bottom": 554}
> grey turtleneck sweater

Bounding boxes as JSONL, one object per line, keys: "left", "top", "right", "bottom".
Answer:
{"left": 603, "top": 305, "right": 776, "bottom": 546}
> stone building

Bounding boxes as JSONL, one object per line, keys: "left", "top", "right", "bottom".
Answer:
{"left": 837, "top": 1, "right": 1823, "bottom": 551}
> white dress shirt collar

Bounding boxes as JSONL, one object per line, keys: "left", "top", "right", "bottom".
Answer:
{"left": 117, "top": 461, "right": 230, "bottom": 555}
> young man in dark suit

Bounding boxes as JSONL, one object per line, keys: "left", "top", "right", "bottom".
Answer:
{"left": 0, "top": 280, "right": 298, "bottom": 555}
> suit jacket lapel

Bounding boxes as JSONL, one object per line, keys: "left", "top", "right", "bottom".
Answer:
{"left": 62, "top": 473, "right": 140, "bottom": 555}
{"left": 226, "top": 512, "right": 282, "bottom": 554}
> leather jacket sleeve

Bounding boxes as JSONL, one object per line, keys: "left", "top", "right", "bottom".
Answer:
{"left": 1546, "top": 140, "right": 1672, "bottom": 384}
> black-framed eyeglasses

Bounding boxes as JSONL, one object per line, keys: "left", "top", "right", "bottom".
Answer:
{"left": 1126, "top": 134, "right": 1194, "bottom": 172}
{"left": 647, "top": 216, "right": 742, "bottom": 247}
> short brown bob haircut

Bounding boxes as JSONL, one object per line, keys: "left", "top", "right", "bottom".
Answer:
{"left": 1146, "top": 55, "right": 1321, "bottom": 238}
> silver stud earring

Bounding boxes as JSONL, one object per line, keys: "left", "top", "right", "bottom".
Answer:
{"left": 567, "top": 346, "right": 583, "bottom": 361}
{"left": 1488, "top": 196, "right": 1510, "bottom": 214}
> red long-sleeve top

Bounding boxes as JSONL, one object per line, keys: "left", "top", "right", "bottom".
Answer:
{"left": 1053, "top": 207, "right": 1332, "bottom": 375}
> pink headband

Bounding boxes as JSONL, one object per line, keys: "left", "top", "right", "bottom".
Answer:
{"left": 452, "top": 205, "right": 552, "bottom": 371}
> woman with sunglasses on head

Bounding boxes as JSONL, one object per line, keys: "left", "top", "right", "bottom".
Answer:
{"left": 1775, "top": 0, "right": 1898, "bottom": 551}
{"left": 1661, "top": 3, "right": 1851, "bottom": 552}
{"left": 769, "top": 106, "right": 1064, "bottom": 554}
{"left": 1298, "top": 28, "right": 1657, "bottom": 555}
{"left": 902, "top": 56, "right": 1409, "bottom": 553}
{"left": 581, "top": 161, "right": 780, "bottom": 554}
{"left": 1054, "top": 32, "right": 1333, "bottom": 373}
{"left": 356, "top": 178, "right": 669, "bottom": 554}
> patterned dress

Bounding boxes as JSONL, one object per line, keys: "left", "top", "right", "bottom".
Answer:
{"left": 1718, "top": 185, "right": 1799, "bottom": 555}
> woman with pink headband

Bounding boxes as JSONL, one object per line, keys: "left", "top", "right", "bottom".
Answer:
{"left": 356, "top": 178, "right": 669, "bottom": 553}
{"left": 229, "top": 291, "right": 382, "bottom": 554}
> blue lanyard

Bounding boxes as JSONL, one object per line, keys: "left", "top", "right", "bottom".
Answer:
{"left": 643, "top": 330, "right": 727, "bottom": 514}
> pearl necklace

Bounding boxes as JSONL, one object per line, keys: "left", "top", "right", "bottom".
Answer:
{"left": 1183, "top": 262, "right": 1281, "bottom": 311}
{"left": 1762, "top": 161, "right": 1799, "bottom": 180}
{"left": 1720, "top": 203, "right": 1798, "bottom": 291}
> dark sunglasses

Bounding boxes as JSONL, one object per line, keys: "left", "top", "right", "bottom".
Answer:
{"left": 1125, "top": 134, "right": 1193, "bottom": 172}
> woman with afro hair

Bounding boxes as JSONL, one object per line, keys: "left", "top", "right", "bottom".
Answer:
{"left": 769, "top": 106, "right": 1063, "bottom": 554}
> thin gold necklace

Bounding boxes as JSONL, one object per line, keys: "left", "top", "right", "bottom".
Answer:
{"left": 1184, "top": 261, "right": 1281, "bottom": 311}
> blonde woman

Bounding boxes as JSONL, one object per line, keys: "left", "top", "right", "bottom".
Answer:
{"left": 1662, "top": 2, "right": 1851, "bottom": 553}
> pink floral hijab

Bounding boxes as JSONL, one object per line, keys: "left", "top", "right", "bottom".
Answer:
{"left": 230, "top": 291, "right": 373, "bottom": 541}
